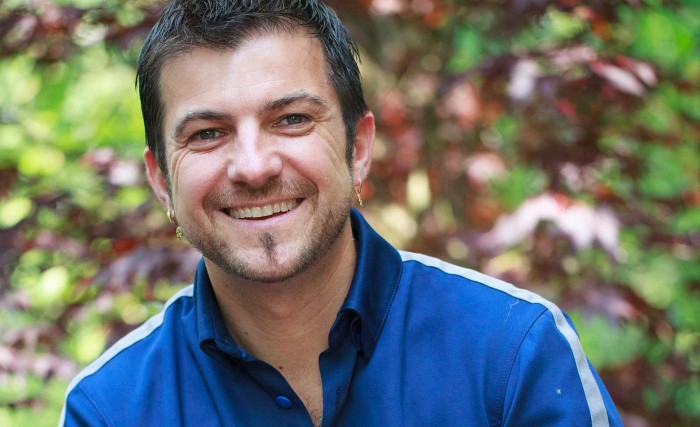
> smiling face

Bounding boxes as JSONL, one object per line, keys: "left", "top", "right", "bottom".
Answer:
{"left": 145, "top": 30, "right": 374, "bottom": 284}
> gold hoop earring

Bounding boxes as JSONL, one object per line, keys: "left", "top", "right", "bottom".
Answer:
{"left": 356, "top": 179, "right": 364, "bottom": 207}
{"left": 167, "top": 210, "right": 183, "bottom": 240}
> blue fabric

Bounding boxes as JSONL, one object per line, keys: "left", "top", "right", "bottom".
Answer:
{"left": 61, "top": 210, "right": 622, "bottom": 426}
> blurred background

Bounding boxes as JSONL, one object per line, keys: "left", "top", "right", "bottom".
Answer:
{"left": 0, "top": 0, "right": 698, "bottom": 425}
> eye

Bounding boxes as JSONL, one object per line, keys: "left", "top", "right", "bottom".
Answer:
{"left": 278, "top": 114, "right": 308, "bottom": 126}
{"left": 192, "top": 129, "right": 223, "bottom": 141}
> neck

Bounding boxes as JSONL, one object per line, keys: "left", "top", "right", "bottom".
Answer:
{"left": 204, "top": 222, "right": 356, "bottom": 421}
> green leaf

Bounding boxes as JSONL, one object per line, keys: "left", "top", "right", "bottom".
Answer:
{"left": 629, "top": 8, "right": 698, "bottom": 72}
{"left": 674, "top": 377, "right": 700, "bottom": 418}
{"left": 543, "top": 7, "right": 587, "bottom": 40}
{"left": 634, "top": 92, "right": 678, "bottom": 134}
{"left": 569, "top": 313, "right": 646, "bottom": 368}
{"left": 625, "top": 253, "right": 681, "bottom": 309}
{"left": 0, "top": 125, "right": 29, "bottom": 166}
{"left": 116, "top": 186, "right": 149, "bottom": 210}
{"left": 0, "top": 197, "right": 34, "bottom": 228}
{"left": 446, "top": 28, "right": 483, "bottom": 72}
{"left": 669, "top": 293, "right": 700, "bottom": 330}
{"left": 61, "top": 322, "right": 108, "bottom": 364}
{"left": 671, "top": 207, "right": 700, "bottom": 233}
{"left": 638, "top": 145, "right": 692, "bottom": 199}
{"left": 0, "top": 56, "right": 39, "bottom": 107}
{"left": 27, "top": 266, "right": 70, "bottom": 309}
{"left": 0, "top": 376, "right": 67, "bottom": 427}
{"left": 17, "top": 146, "right": 66, "bottom": 177}
{"left": 491, "top": 166, "right": 548, "bottom": 211}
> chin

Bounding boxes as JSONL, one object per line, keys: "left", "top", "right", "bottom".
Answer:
{"left": 211, "top": 250, "right": 318, "bottom": 284}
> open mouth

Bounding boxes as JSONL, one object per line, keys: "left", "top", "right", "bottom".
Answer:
{"left": 225, "top": 199, "right": 301, "bottom": 220}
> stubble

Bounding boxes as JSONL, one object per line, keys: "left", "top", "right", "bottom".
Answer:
{"left": 183, "top": 176, "right": 353, "bottom": 284}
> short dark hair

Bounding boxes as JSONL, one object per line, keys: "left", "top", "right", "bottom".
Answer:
{"left": 137, "top": 0, "right": 368, "bottom": 176}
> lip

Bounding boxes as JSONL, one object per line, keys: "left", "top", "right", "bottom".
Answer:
{"left": 224, "top": 198, "right": 302, "bottom": 220}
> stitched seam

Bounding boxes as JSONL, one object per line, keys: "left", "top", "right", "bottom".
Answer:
{"left": 498, "top": 309, "right": 548, "bottom": 425}
{"left": 76, "top": 383, "right": 114, "bottom": 427}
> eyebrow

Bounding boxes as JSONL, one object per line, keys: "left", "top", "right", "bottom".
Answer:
{"left": 171, "top": 110, "right": 232, "bottom": 140}
{"left": 261, "top": 91, "right": 331, "bottom": 114}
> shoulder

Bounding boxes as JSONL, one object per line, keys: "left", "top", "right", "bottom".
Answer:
{"left": 398, "top": 250, "right": 555, "bottom": 320}
{"left": 396, "top": 251, "right": 621, "bottom": 426}
{"left": 395, "top": 251, "right": 570, "bottom": 391}
{"left": 60, "top": 285, "right": 195, "bottom": 425}
{"left": 396, "top": 250, "right": 582, "bottom": 368}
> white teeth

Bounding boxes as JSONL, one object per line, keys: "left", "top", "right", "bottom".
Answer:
{"left": 228, "top": 199, "right": 299, "bottom": 219}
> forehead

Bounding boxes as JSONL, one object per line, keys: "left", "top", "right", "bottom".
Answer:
{"left": 158, "top": 30, "right": 335, "bottom": 120}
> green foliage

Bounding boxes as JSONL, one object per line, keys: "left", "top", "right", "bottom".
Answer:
{"left": 570, "top": 312, "right": 647, "bottom": 368}
{"left": 490, "top": 166, "right": 548, "bottom": 211}
{"left": 1, "top": 0, "right": 698, "bottom": 425}
{"left": 446, "top": 28, "right": 483, "bottom": 72}
{"left": 625, "top": 6, "right": 699, "bottom": 73}
{"left": 0, "top": 377, "right": 66, "bottom": 427}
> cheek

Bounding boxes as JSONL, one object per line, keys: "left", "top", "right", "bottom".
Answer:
{"left": 170, "top": 153, "right": 223, "bottom": 211}
{"left": 297, "top": 153, "right": 352, "bottom": 201}
{"left": 289, "top": 141, "right": 350, "bottom": 187}
{"left": 292, "top": 126, "right": 350, "bottom": 173}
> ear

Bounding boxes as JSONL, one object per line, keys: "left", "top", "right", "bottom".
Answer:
{"left": 144, "top": 147, "right": 171, "bottom": 209}
{"left": 351, "top": 111, "right": 375, "bottom": 181}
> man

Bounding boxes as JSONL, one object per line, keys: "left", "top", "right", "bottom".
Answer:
{"left": 60, "top": 1, "right": 622, "bottom": 425}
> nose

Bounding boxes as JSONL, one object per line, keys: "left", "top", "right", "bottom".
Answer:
{"left": 226, "top": 125, "right": 282, "bottom": 188}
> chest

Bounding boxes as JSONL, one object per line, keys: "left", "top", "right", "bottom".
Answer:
{"left": 163, "top": 338, "right": 496, "bottom": 426}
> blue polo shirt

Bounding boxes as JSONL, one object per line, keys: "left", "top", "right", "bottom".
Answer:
{"left": 61, "top": 210, "right": 621, "bottom": 426}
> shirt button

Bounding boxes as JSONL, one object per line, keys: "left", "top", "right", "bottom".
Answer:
{"left": 275, "top": 396, "right": 293, "bottom": 409}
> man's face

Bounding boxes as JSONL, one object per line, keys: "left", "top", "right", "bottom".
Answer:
{"left": 146, "top": 30, "right": 372, "bottom": 283}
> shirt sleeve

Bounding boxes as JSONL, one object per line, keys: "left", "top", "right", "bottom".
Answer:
{"left": 60, "top": 383, "right": 110, "bottom": 427}
{"left": 501, "top": 310, "right": 623, "bottom": 427}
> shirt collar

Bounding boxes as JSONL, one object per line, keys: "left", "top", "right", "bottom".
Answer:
{"left": 194, "top": 260, "right": 245, "bottom": 356}
{"left": 330, "top": 209, "right": 402, "bottom": 358}
{"left": 194, "top": 209, "right": 403, "bottom": 359}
